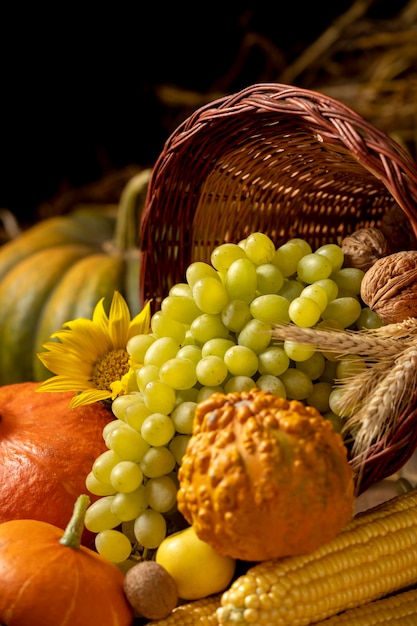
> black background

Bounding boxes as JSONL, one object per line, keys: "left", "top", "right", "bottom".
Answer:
{"left": 0, "top": 2, "right": 411, "bottom": 222}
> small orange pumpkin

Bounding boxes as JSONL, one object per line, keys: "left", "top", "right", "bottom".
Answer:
{"left": 0, "top": 494, "right": 134, "bottom": 626}
{"left": 0, "top": 381, "right": 113, "bottom": 547}
{"left": 177, "top": 388, "right": 355, "bottom": 562}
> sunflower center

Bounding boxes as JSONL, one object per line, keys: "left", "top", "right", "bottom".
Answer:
{"left": 92, "top": 348, "right": 130, "bottom": 390}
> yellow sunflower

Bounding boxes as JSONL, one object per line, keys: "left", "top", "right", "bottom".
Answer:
{"left": 36, "top": 291, "right": 151, "bottom": 408}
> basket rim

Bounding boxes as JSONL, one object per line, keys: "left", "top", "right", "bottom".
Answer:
{"left": 145, "top": 82, "right": 417, "bottom": 233}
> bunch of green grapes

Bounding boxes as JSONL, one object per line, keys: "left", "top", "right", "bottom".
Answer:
{"left": 84, "top": 232, "right": 381, "bottom": 565}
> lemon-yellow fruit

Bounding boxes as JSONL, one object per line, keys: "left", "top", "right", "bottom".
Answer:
{"left": 155, "top": 525, "right": 236, "bottom": 600}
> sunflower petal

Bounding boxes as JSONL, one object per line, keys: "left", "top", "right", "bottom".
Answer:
{"left": 69, "top": 388, "right": 112, "bottom": 408}
{"left": 128, "top": 300, "right": 152, "bottom": 339}
{"left": 107, "top": 291, "right": 132, "bottom": 348}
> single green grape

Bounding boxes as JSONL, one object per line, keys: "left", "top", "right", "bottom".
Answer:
{"left": 143, "top": 337, "right": 180, "bottom": 367}
{"left": 140, "top": 446, "right": 176, "bottom": 478}
{"left": 288, "top": 296, "right": 321, "bottom": 327}
{"left": 111, "top": 485, "right": 148, "bottom": 521}
{"left": 159, "top": 357, "right": 197, "bottom": 390}
{"left": 273, "top": 242, "right": 304, "bottom": 277}
{"left": 279, "top": 367, "right": 313, "bottom": 400}
{"left": 221, "top": 299, "right": 252, "bottom": 332}
{"left": 196, "top": 355, "right": 228, "bottom": 386}
{"left": 134, "top": 508, "right": 167, "bottom": 549}
{"left": 297, "top": 253, "right": 333, "bottom": 283}
{"left": 169, "top": 434, "right": 191, "bottom": 465}
{"left": 190, "top": 313, "right": 230, "bottom": 343}
{"left": 143, "top": 380, "right": 177, "bottom": 414}
{"left": 256, "top": 374, "right": 287, "bottom": 398}
{"left": 355, "top": 307, "right": 383, "bottom": 330}
{"left": 95, "top": 529, "right": 133, "bottom": 563}
{"left": 225, "top": 258, "right": 258, "bottom": 302}
{"left": 331, "top": 267, "right": 365, "bottom": 296}
{"left": 256, "top": 263, "right": 284, "bottom": 294}
{"left": 145, "top": 475, "right": 178, "bottom": 513}
{"left": 250, "top": 294, "right": 290, "bottom": 324}
{"left": 224, "top": 345, "right": 258, "bottom": 377}
{"left": 257, "top": 346, "right": 290, "bottom": 376}
{"left": 307, "top": 381, "right": 333, "bottom": 413}
{"left": 210, "top": 242, "right": 247, "bottom": 271}
{"left": 106, "top": 423, "right": 150, "bottom": 463}
{"left": 86, "top": 471, "right": 117, "bottom": 496}
{"left": 84, "top": 496, "right": 121, "bottom": 533}
{"left": 169, "top": 282, "right": 193, "bottom": 297}
{"left": 126, "top": 333, "right": 156, "bottom": 363}
{"left": 161, "top": 294, "right": 201, "bottom": 325}
{"left": 192, "top": 276, "right": 229, "bottom": 314}
{"left": 315, "top": 243, "right": 344, "bottom": 272}
{"left": 321, "top": 296, "right": 362, "bottom": 328}
{"left": 186, "top": 261, "right": 220, "bottom": 288}
{"left": 171, "top": 401, "right": 197, "bottom": 434}
{"left": 141, "top": 413, "right": 176, "bottom": 447}
{"left": 244, "top": 232, "right": 276, "bottom": 265}
{"left": 151, "top": 310, "right": 186, "bottom": 344}
{"left": 92, "top": 449, "right": 122, "bottom": 483}
{"left": 283, "top": 340, "right": 316, "bottom": 362}
{"left": 110, "top": 460, "right": 144, "bottom": 493}
{"left": 237, "top": 318, "right": 272, "bottom": 353}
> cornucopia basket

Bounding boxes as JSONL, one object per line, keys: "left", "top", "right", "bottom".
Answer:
{"left": 139, "top": 82, "right": 417, "bottom": 495}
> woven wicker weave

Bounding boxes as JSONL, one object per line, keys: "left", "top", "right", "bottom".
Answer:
{"left": 139, "top": 83, "right": 417, "bottom": 493}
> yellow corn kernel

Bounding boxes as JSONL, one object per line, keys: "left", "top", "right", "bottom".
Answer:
{"left": 313, "top": 587, "right": 417, "bottom": 624}
{"left": 217, "top": 489, "right": 417, "bottom": 626}
{"left": 146, "top": 593, "right": 221, "bottom": 625}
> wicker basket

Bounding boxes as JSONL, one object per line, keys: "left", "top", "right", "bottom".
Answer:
{"left": 139, "top": 82, "right": 417, "bottom": 493}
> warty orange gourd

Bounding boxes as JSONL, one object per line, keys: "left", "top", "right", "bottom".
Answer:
{"left": 177, "top": 388, "right": 355, "bottom": 562}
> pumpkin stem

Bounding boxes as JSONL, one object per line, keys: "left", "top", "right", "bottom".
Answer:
{"left": 59, "top": 494, "right": 90, "bottom": 550}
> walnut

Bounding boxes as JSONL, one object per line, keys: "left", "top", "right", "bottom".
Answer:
{"left": 341, "top": 228, "right": 392, "bottom": 271}
{"left": 360, "top": 250, "right": 417, "bottom": 324}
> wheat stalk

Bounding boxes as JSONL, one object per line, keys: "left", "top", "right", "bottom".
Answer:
{"left": 271, "top": 318, "right": 417, "bottom": 469}
{"left": 271, "top": 323, "right": 405, "bottom": 361}
{"left": 342, "top": 346, "right": 417, "bottom": 456}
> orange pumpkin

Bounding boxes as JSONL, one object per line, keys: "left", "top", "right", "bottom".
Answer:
{"left": 177, "top": 388, "right": 355, "bottom": 562}
{"left": 0, "top": 494, "right": 134, "bottom": 626}
{"left": 0, "top": 381, "right": 113, "bottom": 547}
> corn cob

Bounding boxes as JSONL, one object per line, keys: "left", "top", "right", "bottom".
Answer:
{"left": 146, "top": 593, "right": 221, "bottom": 625}
{"left": 313, "top": 587, "right": 417, "bottom": 625}
{"left": 217, "top": 489, "right": 417, "bottom": 626}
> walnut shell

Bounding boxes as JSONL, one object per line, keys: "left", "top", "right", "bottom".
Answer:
{"left": 341, "top": 227, "right": 391, "bottom": 271}
{"left": 360, "top": 250, "right": 417, "bottom": 324}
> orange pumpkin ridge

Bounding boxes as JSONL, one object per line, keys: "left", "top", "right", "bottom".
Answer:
{"left": 0, "top": 381, "right": 113, "bottom": 548}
